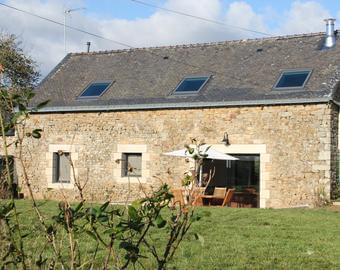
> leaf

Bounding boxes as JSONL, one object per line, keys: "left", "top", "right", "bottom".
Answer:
{"left": 46, "top": 225, "right": 55, "bottom": 235}
{"left": 99, "top": 201, "right": 110, "bottom": 212}
{"left": 74, "top": 201, "right": 84, "bottom": 213}
{"left": 35, "top": 255, "right": 47, "bottom": 267}
{"left": 128, "top": 206, "right": 139, "bottom": 221}
{"left": 18, "top": 103, "right": 26, "bottom": 111}
{"left": 155, "top": 215, "right": 166, "bottom": 228}
{"left": 190, "top": 213, "right": 202, "bottom": 222}
{"left": 35, "top": 100, "right": 49, "bottom": 110}
{"left": 88, "top": 207, "right": 97, "bottom": 216}
{"left": 97, "top": 215, "right": 109, "bottom": 223}
{"left": 26, "top": 91, "right": 35, "bottom": 100}
{"left": 119, "top": 241, "right": 139, "bottom": 254}
{"left": 21, "top": 233, "right": 30, "bottom": 238}
{"left": 3, "top": 260, "right": 15, "bottom": 266}
{"left": 85, "top": 230, "right": 97, "bottom": 241}
{"left": 131, "top": 199, "right": 142, "bottom": 209}
{"left": 187, "top": 148, "right": 194, "bottom": 154}
{"left": 31, "top": 128, "right": 42, "bottom": 139}
{"left": 103, "top": 228, "right": 116, "bottom": 235}
{"left": 119, "top": 241, "right": 130, "bottom": 250}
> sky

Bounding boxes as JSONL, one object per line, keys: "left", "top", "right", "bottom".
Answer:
{"left": 0, "top": 0, "right": 339, "bottom": 78}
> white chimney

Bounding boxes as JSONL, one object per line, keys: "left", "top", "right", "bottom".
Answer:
{"left": 86, "top": 41, "right": 91, "bottom": 53}
{"left": 324, "top": 18, "right": 336, "bottom": 49}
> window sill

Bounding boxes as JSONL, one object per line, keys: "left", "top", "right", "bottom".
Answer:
{"left": 48, "top": 183, "right": 74, "bottom": 189}
{"left": 115, "top": 177, "right": 147, "bottom": 184}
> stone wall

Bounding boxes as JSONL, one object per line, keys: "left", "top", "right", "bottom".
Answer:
{"left": 331, "top": 103, "right": 339, "bottom": 199}
{"left": 1, "top": 102, "right": 337, "bottom": 208}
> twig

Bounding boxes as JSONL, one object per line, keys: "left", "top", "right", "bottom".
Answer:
{"left": 0, "top": 109, "right": 27, "bottom": 269}
{"left": 102, "top": 236, "right": 114, "bottom": 270}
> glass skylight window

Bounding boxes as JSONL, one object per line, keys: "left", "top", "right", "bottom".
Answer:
{"left": 78, "top": 81, "right": 112, "bottom": 98}
{"left": 173, "top": 76, "right": 210, "bottom": 94}
{"left": 274, "top": 70, "right": 311, "bottom": 89}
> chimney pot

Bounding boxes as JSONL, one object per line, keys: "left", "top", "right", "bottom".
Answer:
{"left": 86, "top": 41, "right": 91, "bottom": 53}
{"left": 324, "top": 18, "right": 336, "bottom": 49}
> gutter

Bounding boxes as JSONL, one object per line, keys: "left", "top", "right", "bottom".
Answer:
{"left": 332, "top": 99, "right": 340, "bottom": 106}
{"left": 31, "top": 97, "right": 331, "bottom": 113}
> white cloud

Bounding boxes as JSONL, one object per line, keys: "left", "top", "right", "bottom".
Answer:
{"left": 224, "top": 1, "right": 268, "bottom": 37}
{"left": 279, "top": 1, "right": 331, "bottom": 34}
{"left": 0, "top": 0, "right": 337, "bottom": 78}
{"left": 98, "top": 0, "right": 226, "bottom": 48}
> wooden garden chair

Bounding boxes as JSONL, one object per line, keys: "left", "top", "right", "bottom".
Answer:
{"left": 213, "top": 187, "right": 227, "bottom": 198}
{"left": 221, "top": 188, "right": 235, "bottom": 207}
{"left": 210, "top": 187, "right": 227, "bottom": 205}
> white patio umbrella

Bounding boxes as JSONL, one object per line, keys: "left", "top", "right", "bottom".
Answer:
{"left": 163, "top": 146, "right": 238, "bottom": 186}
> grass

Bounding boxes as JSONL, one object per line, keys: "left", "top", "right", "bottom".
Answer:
{"left": 3, "top": 200, "right": 340, "bottom": 269}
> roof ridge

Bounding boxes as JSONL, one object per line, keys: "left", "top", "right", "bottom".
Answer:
{"left": 70, "top": 31, "right": 328, "bottom": 56}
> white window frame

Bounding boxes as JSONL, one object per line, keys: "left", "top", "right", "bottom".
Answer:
{"left": 273, "top": 69, "right": 312, "bottom": 90}
{"left": 122, "top": 153, "right": 142, "bottom": 177}
{"left": 171, "top": 75, "right": 211, "bottom": 95}
{"left": 52, "top": 152, "right": 71, "bottom": 184}
{"left": 46, "top": 144, "right": 78, "bottom": 189}
{"left": 113, "top": 144, "right": 150, "bottom": 183}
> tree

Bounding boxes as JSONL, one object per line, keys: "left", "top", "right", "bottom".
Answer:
{"left": 0, "top": 34, "right": 40, "bottom": 199}
{"left": 0, "top": 34, "right": 39, "bottom": 90}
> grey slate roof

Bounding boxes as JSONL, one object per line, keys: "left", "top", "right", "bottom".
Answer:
{"left": 33, "top": 32, "right": 340, "bottom": 112}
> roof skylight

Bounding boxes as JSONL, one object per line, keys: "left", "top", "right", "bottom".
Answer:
{"left": 274, "top": 70, "right": 312, "bottom": 90}
{"left": 78, "top": 81, "right": 112, "bottom": 98}
{"left": 173, "top": 76, "right": 210, "bottom": 94}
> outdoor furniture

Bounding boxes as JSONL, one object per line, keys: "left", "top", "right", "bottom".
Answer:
{"left": 221, "top": 188, "right": 235, "bottom": 207}
{"left": 194, "top": 188, "right": 234, "bottom": 207}
{"left": 171, "top": 189, "right": 185, "bottom": 206}
{"left": 211, "top": 187, "right": 227, "bottom": 205}
{"left": 198, "top": 194, "right": 215, "bottom": 206}
{"left": 171, "top": 187, "right": 237, "bottom": 207}
{"left": 213, "top": 187, "right": 227, "bottom": 198}
{"left": 244, "top": 187, "right": 257, "bottom": 194}
{"left": 232, "top": 190, "right": 258, "bottom": 208}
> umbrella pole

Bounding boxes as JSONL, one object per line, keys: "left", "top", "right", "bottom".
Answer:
{"left": 199, "top": 165, "right": 203, "bottom": 187}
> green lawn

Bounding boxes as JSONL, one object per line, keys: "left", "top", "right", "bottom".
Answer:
{"left": 3, "top": 200, "right": 340, "bottom": 269}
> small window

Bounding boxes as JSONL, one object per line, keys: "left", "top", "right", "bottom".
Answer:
{"left": 173, "top": 76, "right": 210, "bottom": 94}
{"left": 5, "top": 128, "right": 15, "bottom": 137}
{"left": 0, "top": 112, "right": 15, "bottom": 137}
{"left": 52, "top": 152, "right": 71, "bottom": 183}
{"left": 78, "top": 81, "right": 112, "bottom": 98}
{"left": 274, "top": 70, "right": 312, "bottom": 89}
{"left": 122, "top": 153, "right": 142, "bottom": 177}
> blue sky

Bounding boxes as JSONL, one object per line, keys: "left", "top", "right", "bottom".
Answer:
{"left": 83, "top": 0, "right": 339, "bottom": 17}
{"left": 84, "top": 0, "right": 339, "bottom": 27}
{"left": 2, "top": 0, "right": 340, "bottom": 76}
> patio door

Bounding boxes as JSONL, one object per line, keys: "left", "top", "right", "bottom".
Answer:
{"left": 202, "top": 154, "right": 260, "bottom": 206}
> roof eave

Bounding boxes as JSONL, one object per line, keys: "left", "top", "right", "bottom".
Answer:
{"left": 31, "top": 97, "right": 331, "bottom": 113}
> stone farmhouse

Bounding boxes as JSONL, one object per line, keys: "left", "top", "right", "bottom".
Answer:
{"left": 4, "top": 19, "right": 340, "bottom": 208}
